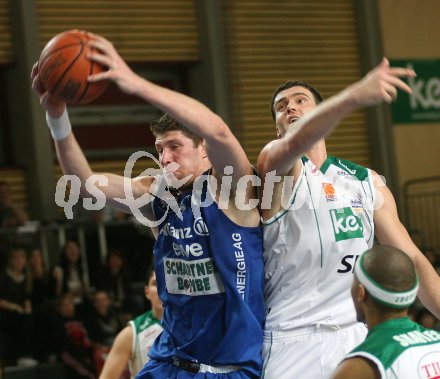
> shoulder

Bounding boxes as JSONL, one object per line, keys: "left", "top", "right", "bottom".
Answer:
{"left": 257, "top": 140, "right": 279, "bottom": 169}
{"left": 260, "top": 139, "right": 278, "bottom": 153}
{"left": 331, "top": 356, "right": 380, "bottom": 379}
{"left": 111, "top": 325, "right": 133, "bottom": 354}
{"left": 348, "top": 323, "right": 409, "bottom": 374}
{"left": 132, "top": 311, "right": 152, "bottom": 326}
{"left": 329, "top": 156, "right": 370, "bottom": 181}
{"left": 116, "top": 325, "right": 133, "bottom": 344}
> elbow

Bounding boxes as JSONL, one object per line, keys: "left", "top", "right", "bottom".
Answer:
{"left": 210, "top": 116, "right": 231, "bottom": 143}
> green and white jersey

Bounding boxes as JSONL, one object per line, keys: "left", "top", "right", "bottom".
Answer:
{"left": 346, "top": 317, "right": 440, "bottom": 379}
{"left": 128, "top": 310, "right": 162, "bottom": 378}
{"left": 263, "top": 156, "right": 375, "bottom": 331}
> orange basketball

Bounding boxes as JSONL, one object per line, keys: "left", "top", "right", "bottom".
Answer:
{"left": 38, "top": 29, "right": 109, "bottom": 105}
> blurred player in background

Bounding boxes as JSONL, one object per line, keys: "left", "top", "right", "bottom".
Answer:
{"left": 99, "top": 267, "right": 163, "bottom": 379}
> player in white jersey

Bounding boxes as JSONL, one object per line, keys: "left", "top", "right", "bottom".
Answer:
{"left": 258, "top": 58, "right": 440, "bottom": 379}
{"left": 99, "top": 269, "right": 163, "bottom": 379}
{"left": 332, "top": 245, "right": 440, "bottom": 379}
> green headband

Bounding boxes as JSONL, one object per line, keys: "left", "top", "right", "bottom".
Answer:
{"left": 354, "top": 253, "right": 419, "bottom": 309}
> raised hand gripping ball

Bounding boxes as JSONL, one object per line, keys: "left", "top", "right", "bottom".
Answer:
{"left": 38, "top": 29, "right": 109, "bottom": 105}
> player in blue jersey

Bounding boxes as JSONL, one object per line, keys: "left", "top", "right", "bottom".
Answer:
{"left": 31, "top": 33, "right": 264, "bottom": 379}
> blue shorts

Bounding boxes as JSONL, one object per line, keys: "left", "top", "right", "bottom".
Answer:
{"left": 135, "top": 360, "right": 258, "bottom": 379}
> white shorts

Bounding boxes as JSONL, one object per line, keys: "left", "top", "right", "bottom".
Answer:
{"left": 261, "top": 322, "right": 367, "bottom": 379}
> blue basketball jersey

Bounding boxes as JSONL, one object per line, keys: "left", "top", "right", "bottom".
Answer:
{"left": 149, "top": 173, "right": 265, "bottom": 376}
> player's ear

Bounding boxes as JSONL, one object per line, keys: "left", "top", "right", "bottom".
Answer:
{"left": 200, "top": 139, "right": 207, "bottom": 158}
{"left": 357, "top": 284, "right": 367, "bottom": 304}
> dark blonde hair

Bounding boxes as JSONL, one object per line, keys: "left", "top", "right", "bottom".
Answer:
{"left": 150, "top": 113, "right": 202, "bottom": 147}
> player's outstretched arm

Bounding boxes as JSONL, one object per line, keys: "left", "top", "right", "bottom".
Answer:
{"left": 258, "top": 58, "right": 415, "bottom": 177}
{"left": 87, "top": 35, "right": 253, "bottom": 184}
{"left": 98, "top": 326, "right": 132, "bottom": 379}
{"left": 373, "top": 173, "right": 440, "bottom": 318}
{"left": 30, "top": 62, "right": 155, "bottom": 217}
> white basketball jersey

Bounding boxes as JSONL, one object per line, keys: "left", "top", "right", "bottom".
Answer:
{"left": 129, "top": 311, "right": 163, "bottom": 378}
{"left": 263, "top": 156, "right": 375, "bottom": 331}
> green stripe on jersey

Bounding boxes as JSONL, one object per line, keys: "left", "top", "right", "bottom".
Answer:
{"left": 351, "top": 317, "right": 440, "bottom": 370}
{"left": 324, "top": 156, "right": 369, "bottom": 181}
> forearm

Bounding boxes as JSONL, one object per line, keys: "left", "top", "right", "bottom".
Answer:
{"left": 132, "top": 79, "right": 227, "bottom": 142}
{"left": 414, "top": 255, "right": 440, "bottom": 318}
{"left": 283, "top": 88, "right": 357, "bottom": 157}
{"left": 48, "top": 110, "right": 95, "bottom": 189}
{"left": 377, "top": 228, "right": 440, "bottom": 317}
{"left": 133, "top": 78, "right": 253, "bottom": 178}
{"left": 55, "top": 136, "right": 94, "bottom": 184}
{"left": 376, "top": 220, "right": 440, "bottom": 317}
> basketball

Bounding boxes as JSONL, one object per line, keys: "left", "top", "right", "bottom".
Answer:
{"left": 38, "top": 29, "right": 109, "bottom": 105}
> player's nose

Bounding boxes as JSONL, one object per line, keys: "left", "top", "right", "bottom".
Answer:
{"left": 160, "top": 149, "right": 173, "bottom": 166}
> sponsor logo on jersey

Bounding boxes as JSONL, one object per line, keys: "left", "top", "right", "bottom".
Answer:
{"left": 337, "top": 254, "right": 360, "bottom": 273}
{"left": 164, "top": 257, "right": 225, "bottom": 296}
{"left": 330, "top": 207, "right": 364, "bottom": 241}
{"left": 158, "top": 198, "right": 169, "bottom": 211}
{"left": 336, "top": 170, "right": 356, "bottom": 181}
{"left": 322, "top": 182, "right": 337, "bottom": 202}
{"left": 232, "top": 233, "right": 247, "bottom": 299}
{"left": 193, "top": 217, "right": 209, "bottom": 236}
{"left": 311, "top": 166, "right": 319, "bottom": 175}
{"left": 338, "top": 160, "right": 357, "bottom": 175}
{"left": 172, "top": 241, "right": 204, "bottom": 257}
{"left": 160, "top": 223, "right": 193, "bottom": 239}
{"left": 350, "top": 197, "right": 364, "bottom": 214}
{"left": 417, "top": 351, "right": 440, "bottom": 378}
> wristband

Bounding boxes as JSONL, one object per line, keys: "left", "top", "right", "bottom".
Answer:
{"left": 46, "top": 108, "right": 72, "bottom": 141}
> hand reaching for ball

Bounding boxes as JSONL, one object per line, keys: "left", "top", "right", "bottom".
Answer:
{"left": 32, "top": 29, "right": 145, "bottom": 113}
{"left": 33, "top": 30, "right": 109, "bottom": 108}
{"left": 85, "top": 33, "right": 143, "bottom": 97}
{"left": 31, "top": 61, "right": 66, "bottom": 118}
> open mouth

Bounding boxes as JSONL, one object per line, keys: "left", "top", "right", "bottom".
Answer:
{"left": 288, "top": 116, "right": 300, "bottom": 124}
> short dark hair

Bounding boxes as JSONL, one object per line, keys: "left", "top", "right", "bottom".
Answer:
{"left": 362, "top": 245, "right": 417, "bottom": 310}
{"left": 270, "top": 80, "right": 323, "bottom": 120}
{"left": 150, "top": 113, "right": 202, "bottom": 147}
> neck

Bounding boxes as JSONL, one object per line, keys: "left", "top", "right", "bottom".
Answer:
{"left": 365, "top": 308, "right": 408, "bottom": 330}
{"left": 305, "top": 140, "right": 327, "bottom": 168}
